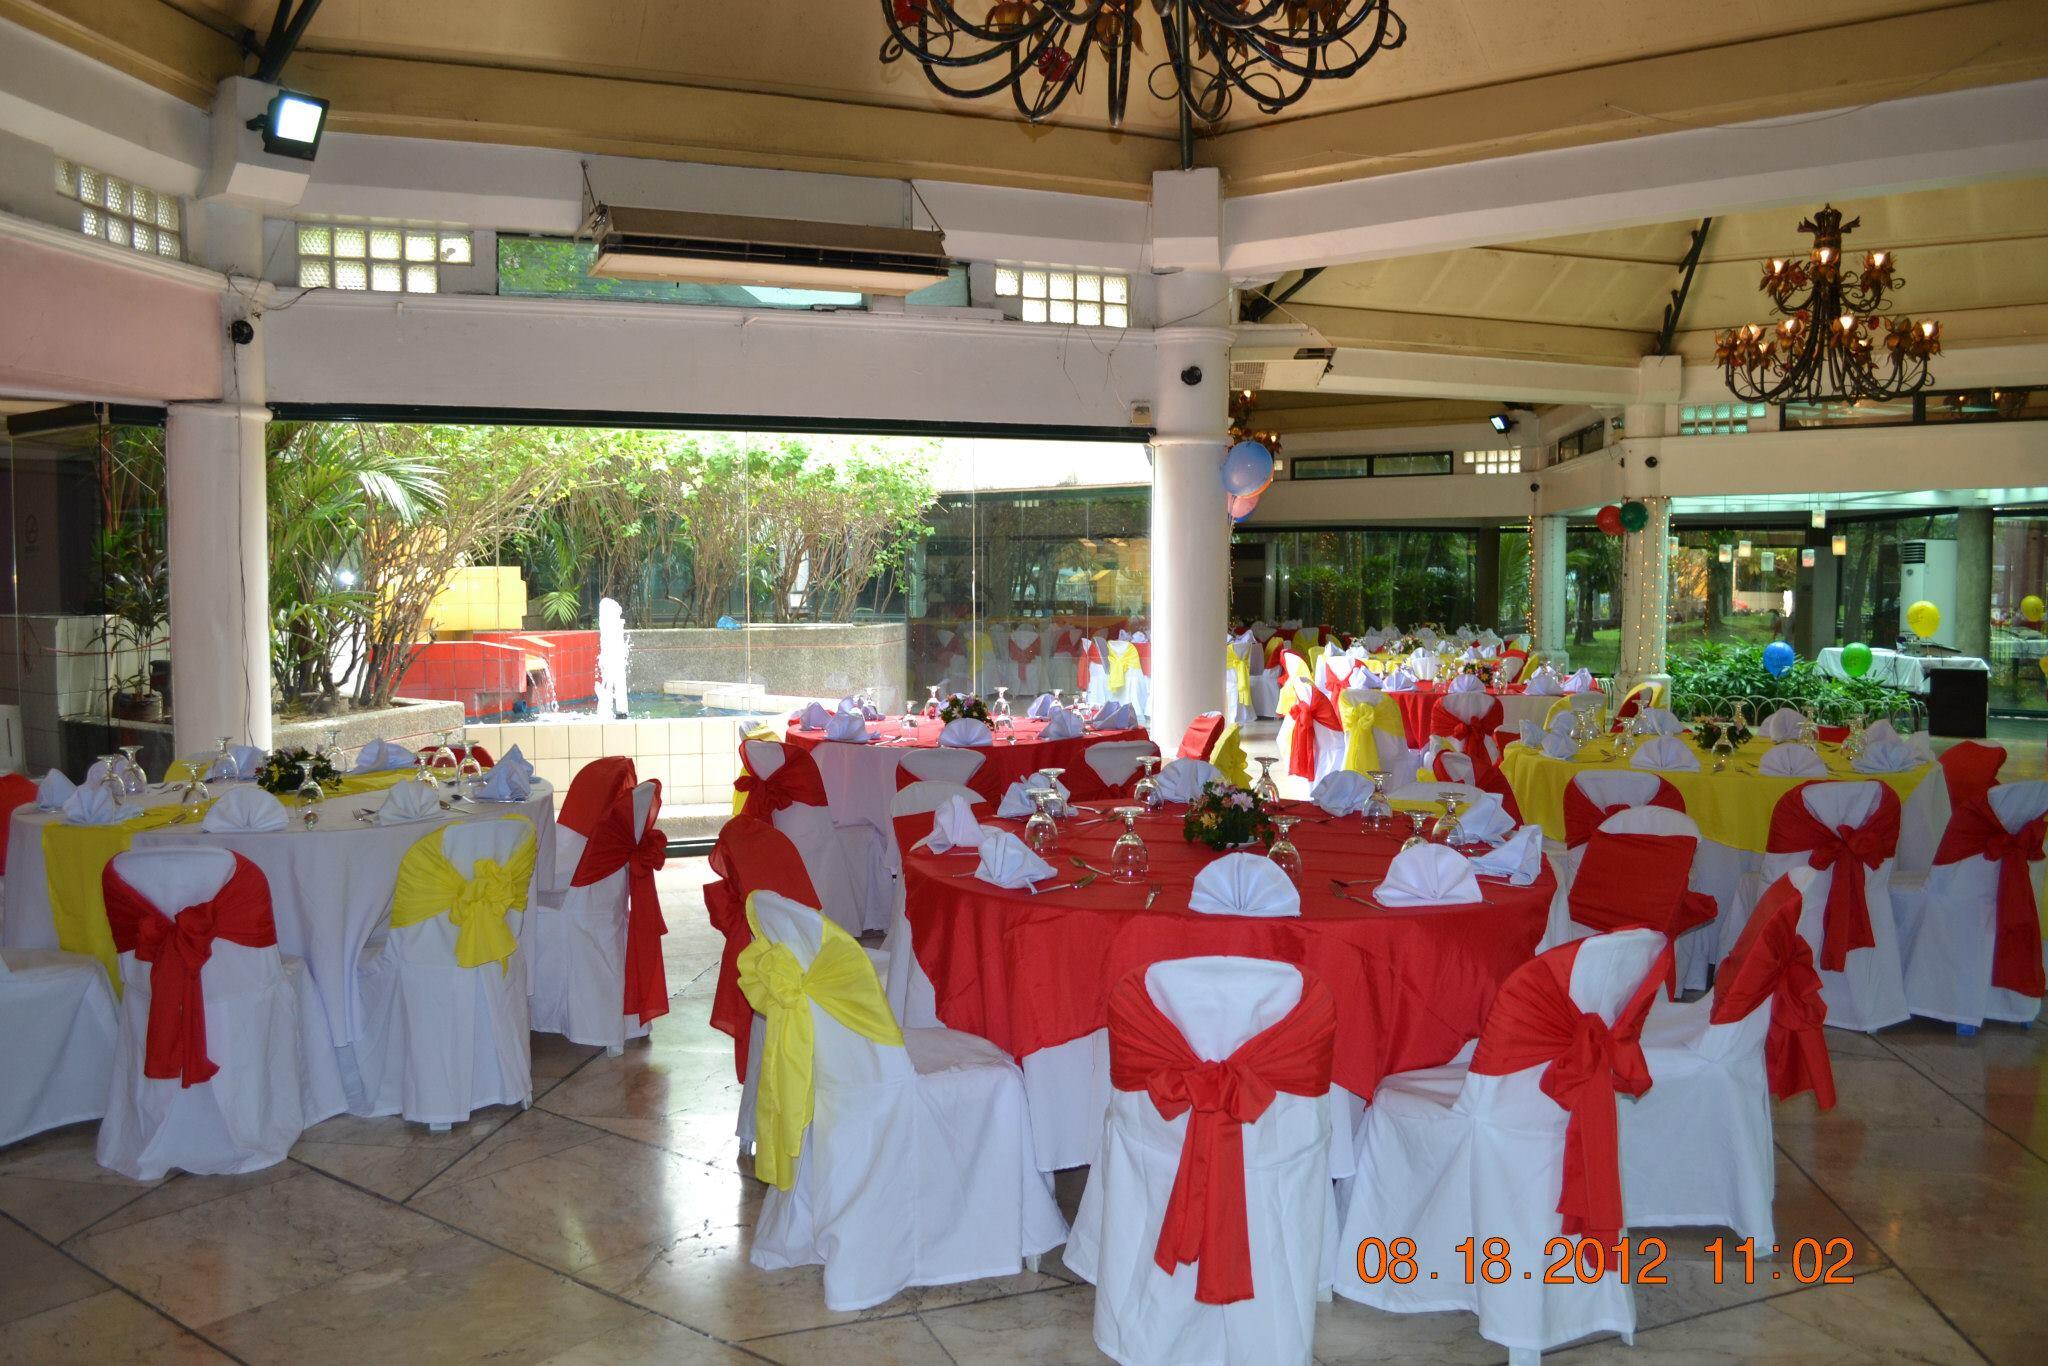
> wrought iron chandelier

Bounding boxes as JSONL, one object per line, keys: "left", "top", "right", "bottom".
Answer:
{"left": 878, "top": 1, "right": 1406, "bottom": 134}
{"left": 1716, "top": 205, "right": 1941, "bottom": 404}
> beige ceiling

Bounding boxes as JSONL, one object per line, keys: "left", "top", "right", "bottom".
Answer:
{"left": 1275, "top": 178, "right": 2048, "bottom": 366}
{"left": 6, "top": 0, "right": 2045, "bottom": 195}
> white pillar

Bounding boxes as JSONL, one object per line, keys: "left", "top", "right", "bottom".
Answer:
{"left": 1147, "top": 271, "right": 1234, "bottom": 749}
{"left": 1618, "top": 495, "right": 1673, "bottom": 691}
{"left": 1529, "top": 514, "right": 1568, "bottom": 659}
{"left": 166, "top": 399, "right": 270, "bottom": 753}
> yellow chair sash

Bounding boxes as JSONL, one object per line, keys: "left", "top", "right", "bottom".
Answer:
{"left": 1107, "top": 642, "right": 1136, "bottom": 693}
{"left": 1226, "top": 648, "right": 1252, "bottom": 706}
{"left": 1337, "top": 692, "right": 1406, "bottom": 774}
{"left": 1293, "top": 628, "right": 1319, "bottom": 657}
{"left": 738, "top": 895, "right": 905, "bottom": 1191}
{"left": 41, "top": 803, "right": 201, "bottom": 988}
{"left": 1543, "top": 696, "right": 1574, "bottom": 729}
{"left": 1212, "top": 723, "right": 1251, "bottom": 788}
{"left": 390, "top": 818, "right": 537, "bottom": 971}
{"left": 1617, "top": 679, "right": 1663, "bottom": 713}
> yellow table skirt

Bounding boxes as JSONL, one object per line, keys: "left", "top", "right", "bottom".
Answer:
{"left": 1500, "top": 737, "right": 1932, "bottom": 853}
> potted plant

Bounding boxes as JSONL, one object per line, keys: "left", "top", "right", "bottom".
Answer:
{"left": 99, "top": 529, "right": 168, "bottom": 722}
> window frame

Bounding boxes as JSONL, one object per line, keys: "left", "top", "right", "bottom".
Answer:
{"left": 295, "top": 221, "right": 473, "bottom": 294}
{"left": 53, "top": 157, "right": 183, "bottom": 260}
{"left": 1289, "top": 450, "right": 1454, "bottom": 481}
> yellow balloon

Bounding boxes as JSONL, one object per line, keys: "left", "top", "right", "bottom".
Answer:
{"left": 1906, "top": 600, "right": 1941, "bottom": 637}
{"left": 2038, "top": 657, "right": 2048, "bottom": 683}
{"left": 2024, "top": 594, "right": 2046, "bottom": 623}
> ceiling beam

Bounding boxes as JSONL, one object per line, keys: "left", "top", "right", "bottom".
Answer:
{"left": 1277, "top": 302, "right": 1648, "bottom": 366}
{"left": 1316, "top": 347, "right": 1645, "bottom": 407}
{"left": 1653, "top": 218, "right": 1713, "bottom": 356}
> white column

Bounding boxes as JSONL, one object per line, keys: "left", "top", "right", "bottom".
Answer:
{"left": 1147, "top": 272, "right": 1234, "bottom": 749}
{"left": 1618, "top": 495, "right": 1673, "bottom": 691}
{"left": 166, "top": 398, "right": 271, "bottom": 753}
{"left": 1529, "top": 513, "right": 1568, "bottom": 658}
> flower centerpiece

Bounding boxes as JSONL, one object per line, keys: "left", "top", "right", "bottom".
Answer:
{"left": 1392, "top": 635, "right": 1423, "bottom": 656}
{"left": 937, "top": 693, "right": 991, "bottom": 725}
{"left": 1461, "top": 661, "right": 1497, "bottom": 686}
{"left": 1182, "top": 781, "right": 1278, "bottom": 852}
{"left": 255, "top": 746, "right": 342, "bottom": 797}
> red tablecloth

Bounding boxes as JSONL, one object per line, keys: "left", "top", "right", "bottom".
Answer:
{"left": 784, "top": 715, "right": 1151, "bottom": 803}
{"left": 1387, "top": 685, "right": 1527, "bottom": 747}
{"left": 897, "top": 803, "right": 1553, "bottom": 1100}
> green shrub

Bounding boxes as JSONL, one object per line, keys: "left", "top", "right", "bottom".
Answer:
{"left": 1666, "top": 643, "right": 1899, "bottom": 722}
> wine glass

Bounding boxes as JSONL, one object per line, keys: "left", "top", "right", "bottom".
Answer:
{"left": 431, "top": 729, "right": 458, "bottom": 771}
{"left": 1252, "top": 756, "right": 1280, "bottom": 805}
{"left": 117, "top": 744, "right": 146, "bottom": 795}
{"left": 1432, "top": 793, "right": 1470, "bottom": 848}
{"left": 95, "top": 754, "right": 126, "bottom": 808}
{"left": 1843, "top": 707, "right": 1868, "bottom": 761}
{"left": 1267, "top": 814, "right": 1303, "bottom": 885}
{"left": 1796, "top": 706, "right": 1819, "bottom": 749}
{"left": 1710, "top": 713, "right": 1737, "bottom": 773}
{"left": 1132, "top": 755, "right": 1163, "bottom": 810}
{"left": 1024, "top": 787, "right": 1060, "bottom": 854}
{"left": 178, "top": 775, "right": 210, "bottom": 821}
{"left": 1035, "top": 768, "right": 1067, "bottom": 815}
{"left": 1400, "top": 810, "right": 1431, "bottom": 851}
{"left": 214, "top": 735, "right": 238, "bottom": 781}
{"left": 924, "top": 684, "right": 944, "bottom": 720}
{"left": 1361, "top": 770, "right": 1395, "bottom": 831}
{"left": 457, "top": 731, "right": 486, "bottom": 787}
{"left": 294, "top": 760, "right": 325, "bottom": 828}
{"left": 1109, "top": 807, "right": 1149, "bottom": 882}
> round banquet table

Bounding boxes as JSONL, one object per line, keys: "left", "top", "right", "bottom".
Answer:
{"left": 2, "top": 774, "right": 555, "bottom": 1046}
{"left": 784, "top": 714, "right": 1153, "bottom": 839}
{"left": 897, "top": 802, "right": 1553, "bottom": 1104}
{"left": 1385, "top": 684, "right": 1591, "bottom": 747}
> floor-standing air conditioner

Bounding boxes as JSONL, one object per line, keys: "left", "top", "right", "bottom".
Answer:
{"left": 1899, "top": 539, "right": 1958, "bottom": 649}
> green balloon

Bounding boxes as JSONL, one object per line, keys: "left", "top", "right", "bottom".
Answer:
{"left": 1619, "top": 500, "right": 1650, "bottom": 533}
{"left": 1842, "top": 642, "right": 1873, "bottom": 678}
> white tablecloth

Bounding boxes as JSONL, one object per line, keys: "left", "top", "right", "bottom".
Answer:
{"left": 2, "top": 779, "right": 555, "bottom": 1045}
{"left": 1816, "top": 647, "right": 1988, "bottom": 694}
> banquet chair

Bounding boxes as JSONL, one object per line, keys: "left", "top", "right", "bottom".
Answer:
{"left": 1106, "top": 639, "right": 1151, "bottom": 720}
{"left": 879, "top": 780, "right": 986, "bottom": 1028}
{"left": 527, "top": 780, "right": 665, "bottom": 1054}
{"left": 1278, "top": 658, "right": 1346, "bottom": 795}
{"left": 1085, "top": 741, "right": 1159, "bottom": 794}
{"left": 896, "top": 745, "right": 986, "bottom": 789}
{"left": 1895, "top": 779, "right": 2048, "bottom": 1032}
{"left": 1066, "top": 959, "right": 1338, "bottom": 1366}
{"left": 1083, "top": 635, "right": 1113, "bottom": 708}
{"left": 549, "top": 755, "right": 636, "bottom": 893}
{"left": 0, "top": 935, "right": 118, "bottom": 1148}
{"left": 354, "top": 816, "right": 538, "bottom": 1128}
{"left": 1755, "top": 780, "right": 1907, "bottom": 1032}
{"left": 1542, "top": 692, "right": 1604, "bottom": 731}
{"left": 1621, "top": 869, "right": 1829, "bottom": 1246}
{"left": 1609, "top": 680, "right": 1664, "bottom": 730}
{"left": 1007, "top": 626, "right": 1046, "bottom": 694}
{"left": 741, "top": 890, "right": 1066, "bottom": 1309}
{"left": 1430, "top": 691, "right": 1506, "bottom": 768}
{"left": 1228, "top": 633, "right": 1263, "bottom": 725}
{"left": 97, "top": 848, "right": 346, "bottom": 1179}
{"left": 1495, "top": 648, "right": 1529, "bottom": 684}
{"left": 739, "top": 738, "right": 889, "bottom": 937}
{"left": 1334, "top": 928, "right": 1672, "bottom": 1362}
{"left": 1540, "top": 806, "right": 1717, "bottom": 990}
{"left": 1336, "top": 686, "right": 1411, "bottom": 780}
{"left": 1892, "top": 739, "right": 2005, "bottom": 886}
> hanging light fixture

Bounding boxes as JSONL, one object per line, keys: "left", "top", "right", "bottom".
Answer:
{"left": 878, "top": 1, "right": 1407, "bottom": 129}
{"left": 1832, "top": 533, "right": 1849, "bottom": 556}
{"left": 1716, "top": 205, "right": 1940, "bottom": 404}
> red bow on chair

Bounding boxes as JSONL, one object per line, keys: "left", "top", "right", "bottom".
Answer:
{"left": 1560, "top": 778, "right": 1685, "bottom": 849}
{"left": 1287, "top": 688, "right": 1342, "bottom": 780}
{"left": 1077, "top": 640, "right": 1100, "bottom": 690}
{"left": 1711, "top": 876, "right": 1835, "bottom": 1107}
{"left": 102, "top": 854, "right": 277, "bottom": 1087}
{"left": 1934, "top": 796, "right": 2047, "bottom": 997}
{"left": 734, "top": 745, "right": 828, "bottom": 821}
{"left": 1766, "top": 782, "right": 1900, "bottom": 973}
{"left": 1108, "top": 971, "right": 1336, "bottom": 1305}
{"left": 574, "top": 783, "right": 670, "bottom": 1024}
{"left": 1470, "top": 938, "right": 1670, "bottom": 1243}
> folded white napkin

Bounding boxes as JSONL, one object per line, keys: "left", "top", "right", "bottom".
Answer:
{"left": 496, "top": 744, "right": 534, "bottom": 781}
{"left": 194, "top": 744, "right": 264, "bottom": 781}
{"left": 1347, "top": 675, "right": 1384, "bottom": 698}
{"left": 1632, "top": 706, "right": 1687, "bottom": 736}
{"left": 1446, "top": 673, "right": 1483, "bottom": 693}
{"left": 1758, "top": 742, "right": 1827, "bottom": 777}
{"left": 377, "top": 780, "right": 443, "bottom": 824}
{"left": 1093, "top": 702, "right": 1138, "bottom": 730}
{"left": 1375, "top": 843, "right": 1483, "bottom": 906}
{"left": 352, "top": 740, "right": 418, "bottom": 773}
{"left": 939, "top": 717, "right": 993, "bottom": 748}
{"left": 837, "top": 696, "right": 882, "bottom": 720}
{"left": 823, "top": 711, "right": 870, "bottom": 743}
{"left": 1516, "top": 721, "right": 1542, "bottom": 749}
{"left": 1039, "top": 709, "right": 1084, "bottom": 741}
{"left": 1542, "top": 733, "right": 1581, "bottom": 760}
{"left": 973, "top": 829, "right": 1056, "bottom": 889}
{"left": 477, "top": 755, "right": 534, "bottom": 801}
{"left": 1561, "top": 668, "right": 1596, "bottom": 693}
{"left": 1409, "top": 653, "right": 1438, "bottom": 681}
{"left": 60, "top": 784, "right": 125, "bottom": 826}
{"left": 996, "top": 775, "right": 1071, "bottom": 820}
{"left": 1862, "top": 719, "right": 1901, "bottom": 746}
{"left": 1546, "top": 707, "right": 1580, "bottom": 736}
{"left": 1468, "top": 824, "right": 1544, "bottom": 885}
{"left": 1154, "top": 758, "right": 1223, "bottom": 804}
{"left": 202, "top": 785, "right": 289, "bottom": 832}
{"left": 1311, "top": 769, "right": 1370, "bottom": 816}
{"left": 797, "top": 701, "right": 833, "bottom": 731}
{"left": 1384, "top": 667, "right": 1418, "bottom": 691}
{"left": 1027, "top": 692, "right": 1059, "bottom": 719}
{"left": 1630, "top": 736, "right": 1701, "bottom": 772}
{"left": 1452, "top": 792, "right": 1517, "bottom": 844}
{"left": 1853, "top": 738, "right": 1924, "bottom": 773}
{"left": 1461, "top": 647, "right": 1485, "bottom": 663}
{"left": 1757, "top": 707, "right": 1805, "bottom": 743}
{"left": 915, "top": 794, "right": 986, "bottom": 853}
{"left": 35, "top": 768, "right": 76, "bottom": 810}
{"left": 84, "top": 758, "right": 120, "bottom": 787}
{"left": 1522, "top": 669, "right": 1563, "bottom": 696}
{"left": 1189, "top": 851, "right": 1301, "bottom": 917}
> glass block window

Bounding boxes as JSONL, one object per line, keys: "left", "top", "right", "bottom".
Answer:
{"left": 298, "top": 222, "right": 471, "bottom": 291}
{"left": 54, "top": 158, "right": 181, "bottom": 259}
{"left": 1677, "top": 402, "right": 1767, "bottom": 436}
{"left": 1462, "top": 448, "right": 1523, "bottom": 474}
{"left": 993, "top": 262, "right": 1129, "bottom": 328}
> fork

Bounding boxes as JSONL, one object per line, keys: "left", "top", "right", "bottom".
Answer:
{"left": 1327, "top": 879, "right": 1375, "bottom": 907}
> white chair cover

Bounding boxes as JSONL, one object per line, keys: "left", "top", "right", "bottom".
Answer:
{"left": 744, "top": 891, "right": 1067, "bottom": 1308}
{"left": 527, "top": 782, "right": 660, "bottom": 1051}
{"left": 1106, "top": 640, "right": 1152, "bottom": 721}
{"left": 353, "top": 818, "right": 537, "bottom": 1125}
{"left": 96, "top": 847, "right": 345, "bottom": 1179}
{"left": 1066, "top": 958, "right": 1333, "bottom": 1366}
{"left": 744, "top": 738, "right": 890, "bottom": 937}
{"left": 878, "top": 781, "right": 985, "bottom": 1029}
{"left": 1275, "top": 656, "right": 1345, "bottom": 796}
{"left": 0, "top": 945, "right": 118, "bottom": 1147}
{"left": 1755, "top": 781, "right": 1907, "bottom": 1033}
{"left": 1895, "top": 779, "right": 2048, "bottom": 1029}
{"left": 899, "top": 746, "right": 986, "bottom": 787}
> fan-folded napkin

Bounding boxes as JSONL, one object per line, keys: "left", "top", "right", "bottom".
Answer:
{"left": 1375, "top": 843, "right": 1483, "bottom": 906}
{"left": 202, "top": 786, "right": 289, "bottom": 832}
{"left": 377, "top": 781, "right": 443, "bottom": 824}
{"left": 1154, "top": 758, "right": 1222, "bottom": 804}
{"left": 1311, "top": 770, "right": 1369, "bottom": 816}
{"left": 939, "top": 718, "right": 993, "bottom": 748}
{"left": 1188, "top": 851, "right": 1301, "bottom": 917}
{"left": 1630, "top": 736, "right": 1701, "bottom": 772}
{"left": 973, "top": 829, "right": 1055, "bottom": 889}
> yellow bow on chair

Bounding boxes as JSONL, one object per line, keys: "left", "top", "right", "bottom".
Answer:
{"left": 1226, "top": 647, "right": 1252, "bottom": 707}
{"left": 1106, "top": 642, "right": 1137, "bottom": 693}
{"left": 1338, "top": 691, "right": 1405, "bottom": 774}
{"left": 1212, "top": 722, "right": 1252, "bottom": 788}
{"left": 390, "top": 818, "right": 537, "bottom": 971}
{"left": 737, "top": 896, "right": 905, "bottom": 1191}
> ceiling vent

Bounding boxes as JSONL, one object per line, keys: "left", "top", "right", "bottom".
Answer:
{"left": 589, "top": 207, "right": 952, "bottom": 296}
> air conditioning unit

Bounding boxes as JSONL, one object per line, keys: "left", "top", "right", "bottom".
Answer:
{"left": 1898, "top": 539, "right": 1958, "bottom": 648}
{"left": 588, "top": 207, "right": 952, "bottom": 296}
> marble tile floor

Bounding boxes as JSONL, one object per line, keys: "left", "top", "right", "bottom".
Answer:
{"left": 5, "top": 861, "right": 2048, "bottom": 1364}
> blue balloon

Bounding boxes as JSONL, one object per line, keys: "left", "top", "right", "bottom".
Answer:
{"left": 1762, "top": 640, "right": 1797, "bottom": 677}
{"left": 1221, "top": 440, "right": 1275, "bottom": 496}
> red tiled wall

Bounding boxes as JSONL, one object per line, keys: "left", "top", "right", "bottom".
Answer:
{"left": 474, "top": 629, "right": 600, "bottom": 707}
{"left": 393, "top": 640, "right": 532, "bottom": 721}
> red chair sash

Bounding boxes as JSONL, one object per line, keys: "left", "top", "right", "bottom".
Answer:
{"left": 734, "top": 744, "right": 828, "bottom": 821}
{"left": 1077, "top": 640, "right": 1100, "bottom": 689}
{"left": 1937, "top": 742, "right": 2006, "bottom": 812}
{"left": 557, "top": 755, "right": 637, "bottom": 838}
{"left": 1710, "top": 876, "right": 1835, "bottom": 1107}
{"left": 1766, "top": 782, "right": 1901, "bottom": 973}
{"left": 1263, "top": 636, "right": 1287, "bottom": 670}
{"left": 705, "top": 818, "right": 817, "bottom": 1079}
{"left": 1933, "top": 794, "right": 2047, "bottom": 997}
{"left": 1567, "top": 830, "right": 1716, "bottom": 966}
{"left": 1428, "top": 697, "right": 1506, "bottom": 782}
{"left": 1287, "top": 688, "right": 1342, "bottom": 780}
{"left": 1007, "top": 637, "right": 1042, "bottom": 684}
{"left": 1179, "top": 714, "right": 1228, "bottom": 762}
{"left": 102, "top": 854, "right": 277, "bottom": 1088}
{"left": 0, "top": 771, "right": 34, "bottom": 876}
{"left": 1561, "top": 777, "right": 1685, "bottom": 849}
{"left": 1107, "top": 970, "right": 1337, "bottom": 1306}
{"left": 1469, "top": 936, "right": 1671, "bottom": 1244}
{"left": 1133, "top": 641, "right": 1153, "bottom": 672}
{"left": 572, "top": 783, "right": 670, "bottom": 1025}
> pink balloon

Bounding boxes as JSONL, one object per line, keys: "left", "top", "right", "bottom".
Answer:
{"left": 1227, "top": 492, "right": 1260, "bottom": 522}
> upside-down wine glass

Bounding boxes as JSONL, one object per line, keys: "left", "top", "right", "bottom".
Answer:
{"left": 1400, "top": 810, "right": 1430, "bottom": 852}
{"left": 1361, "top": 770, "right": 1395, "bottom": 831}
{"left": 457, "top": 726, "right": 486, "bottom": 787}
{"left": 117, "top": 744, "right": 146, "bottom": 795}
{"left": 1132, "top": 755, "right": 1163, "bottom": 810}
{"left": 1024, "top": 787, "right": 1060, "bottom": 854}
{"left": 924, "top": 684, "right": 944, "bottom": 720}
{"left": 214, "top": 735, "right": 237, "bottom": 782}
{"left": 431, "top": 729, "right": 458, "bottom": 772}
{"left": 1432, "top": 792, "right": 1470, "bottom": 849}
{"left": 178, "top": 774, "right": 210, "bottom": 821}
{"left": 1109, "top": 807, "right": 1149, "bottom": 882}
{"left": 1267, "top": 814, "right": 1304, "bottom": 885}
{"left": 1035, "top": 768, "right": 1067, "bottom": 814}
{"left": 95, "top": 754, "right": 126, "bottom": 808}
{"left": 1252, "top": 755, "right": 1281, "bottom": 805}
{"left": 294, "top": 760, "right": 325, "bottom": 829}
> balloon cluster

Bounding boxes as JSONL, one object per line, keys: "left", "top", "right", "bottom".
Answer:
{"left": 1222, "top": 440, "right": 1275, "bottom": 523}
{"left": 1594, "top": 500, "right": 1651, "bottom": 536}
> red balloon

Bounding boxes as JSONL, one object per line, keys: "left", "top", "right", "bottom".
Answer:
{"left": 1595, "top": 504, "right": 1624, "bottom": 535}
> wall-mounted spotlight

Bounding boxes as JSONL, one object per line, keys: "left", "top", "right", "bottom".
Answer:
{"left": 247, "top": 89, "right": 328, "bottom": 160}
{"left": 1488, "top": 413, "right": 1514, "bottom": 434}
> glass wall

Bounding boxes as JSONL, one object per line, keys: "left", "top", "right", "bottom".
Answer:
{"left": 1230, "top": 527, "right": 1487, "bottom": 631}
{"left": 1990, "top": 512, "right": 2048, "bottom": 712}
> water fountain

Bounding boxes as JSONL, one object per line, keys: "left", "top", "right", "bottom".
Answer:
{"left": 596, "top": 596, "right": 630, "bottom": 721}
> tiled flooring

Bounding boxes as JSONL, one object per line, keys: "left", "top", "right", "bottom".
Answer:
{"left": 6, "top": 844, "right": 2048, "bottom": 1362}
